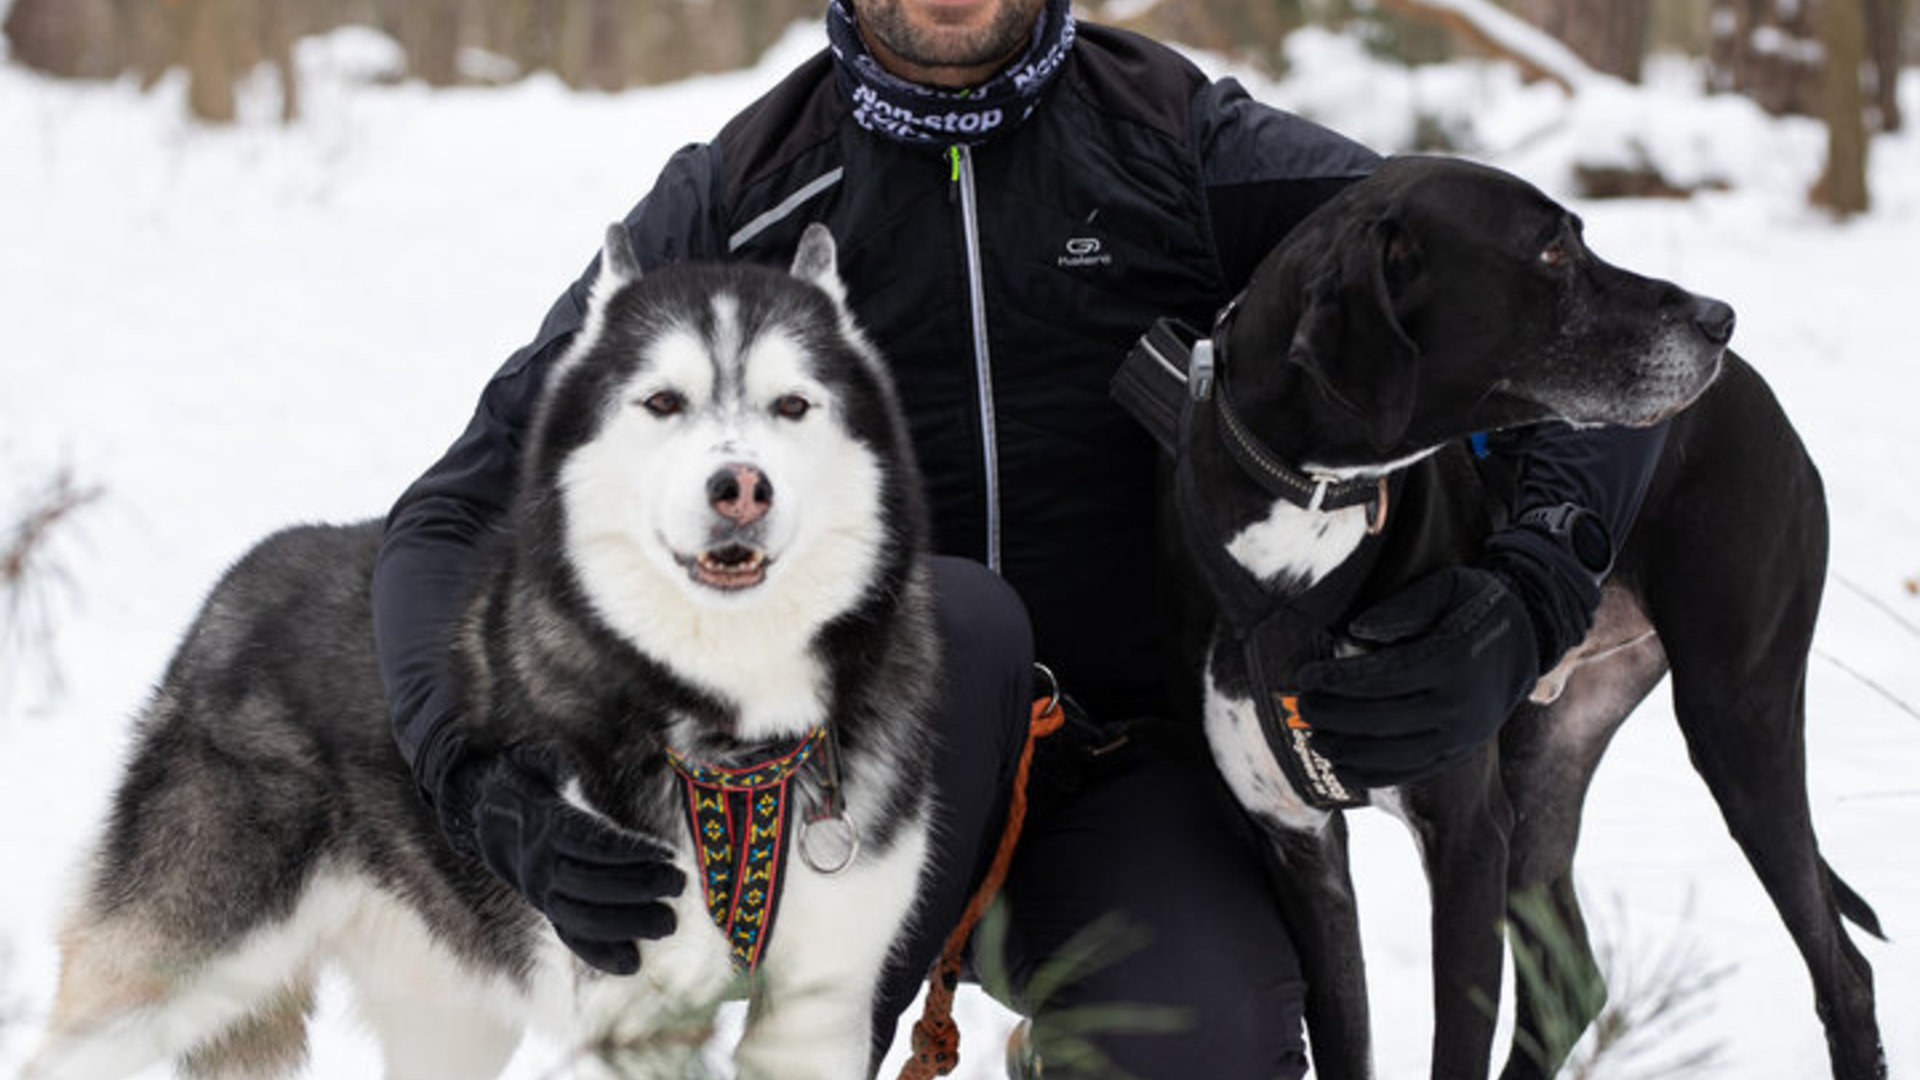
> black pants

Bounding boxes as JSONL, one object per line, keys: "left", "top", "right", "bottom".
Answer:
{"left": 871, "top": 557, "right": 1309, "bottom": 1079}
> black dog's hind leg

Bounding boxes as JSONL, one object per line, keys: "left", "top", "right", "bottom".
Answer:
{"left": 1495, "top": 630, "right": 1669, "bottom": 1080}
{"left": 1655, "top": 612, "right": 1885, "bottom": 1079}
{"left": 1398, "top": 746, "right": 1513, "bottom": 1080}
{"left": 1638, "top": 358, "right": 1884, "bottom": 1080}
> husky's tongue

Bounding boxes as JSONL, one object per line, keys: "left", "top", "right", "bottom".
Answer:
{"left": 693, "top": 544, "right": 768, "bottom": 590}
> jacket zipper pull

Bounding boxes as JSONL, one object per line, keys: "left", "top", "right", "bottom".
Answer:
{"left": 947, "top": 145, "right": 960, "bottom": 204}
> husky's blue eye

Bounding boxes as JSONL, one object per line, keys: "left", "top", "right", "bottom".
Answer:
{"left": 641, "top": 390, "right": 685, "bottom": 417}
{"left": 773, "top": 394, "right": 812, "bottom": 421}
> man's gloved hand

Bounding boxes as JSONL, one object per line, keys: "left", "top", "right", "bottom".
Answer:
{"left": 438, "top": 743, "right": 685, "bottom": 975}
{"left": 1294, "top": 565, "right": 1540, "bottom": 789}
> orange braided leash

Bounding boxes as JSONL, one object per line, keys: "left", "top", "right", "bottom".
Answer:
{"left": 898, "top": 692, "right": 1065, "bottom": 1079}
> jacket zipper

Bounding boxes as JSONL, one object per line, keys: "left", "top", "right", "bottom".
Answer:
{"left": 951, "top": 144, "right": 1002, "bottom": 572}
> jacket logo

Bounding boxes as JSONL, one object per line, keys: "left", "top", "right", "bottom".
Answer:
{"left": 1057, "top": 236, "right": 1113, "bottom": 269}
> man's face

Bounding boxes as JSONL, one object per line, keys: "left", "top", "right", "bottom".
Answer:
{"left": 852, "top": 0, "right": 1048, "bottom": 86}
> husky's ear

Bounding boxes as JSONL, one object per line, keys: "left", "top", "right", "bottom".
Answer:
{"left": 789, "top": 223, "right": 848, "bottom": 307}
{"left": 603, "top": 223, "right": 642, "bottom": 282}
{"left": 590, "top": 223, "right": 641, "bottom": 309}
{"left": 1287, "top": 216, "right": 1420, "bottom": 454}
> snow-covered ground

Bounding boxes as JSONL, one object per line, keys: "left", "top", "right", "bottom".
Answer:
{"left": 2, "top": 19, "right": 1915, "bottom": 1080}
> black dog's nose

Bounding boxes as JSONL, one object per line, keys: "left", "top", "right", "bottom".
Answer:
{"left": 708, "top": 464, "right": 773, "bottom": 526}
{"left": 1691, "top": 298, "right": 1736, "bottom": 346}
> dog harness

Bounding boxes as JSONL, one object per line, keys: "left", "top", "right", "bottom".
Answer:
{"left": 665, "top": 729, "right": 827, "bottom": 971}
{"left": 1113, "top": 315, "right": 1393, "bottom": 810}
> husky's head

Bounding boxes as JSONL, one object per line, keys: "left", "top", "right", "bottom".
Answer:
{"left": 526, "top": 224, "right": 920, "bottom": 671}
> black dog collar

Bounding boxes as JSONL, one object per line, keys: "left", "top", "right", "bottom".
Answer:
{"left": 1115, "top": 318, "right": 1387, "bottom": 518}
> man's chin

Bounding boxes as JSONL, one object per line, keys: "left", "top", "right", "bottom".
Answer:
{"left": 855, "top": 0, "right": 1042, "bottom": 76}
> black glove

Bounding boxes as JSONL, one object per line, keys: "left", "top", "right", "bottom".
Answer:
{"left": 1294, "top": 566, "right": 1540, "bottom": 789}
{"left": 438, "top": 743, "right": 685, "bottom": 975}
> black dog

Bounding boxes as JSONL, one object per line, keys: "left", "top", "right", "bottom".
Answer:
{"left": 1115, "top": 156, "right": 1884, "bottom": 1080}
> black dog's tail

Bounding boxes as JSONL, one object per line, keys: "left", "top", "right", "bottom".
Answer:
{"left": 1831, "top": 865, "right": 1887, "bottom": 941}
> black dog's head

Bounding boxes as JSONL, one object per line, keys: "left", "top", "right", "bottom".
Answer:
{"left": 1228, "top": 156, "right": 1731, "bottom": 466}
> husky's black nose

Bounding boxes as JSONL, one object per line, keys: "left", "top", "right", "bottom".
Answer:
{"left": 709, "top": 464, "right": 772, "bottom": 526}
{"left": 1691, "top": 298, "right": 1736, "bottom": 346}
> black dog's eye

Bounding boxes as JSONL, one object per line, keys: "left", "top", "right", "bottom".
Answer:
{"left": 640, "top": 390, "right": 686, "bottom": 417}
{"left": 1539, "top": 239, "right": 1572, "bottom": 269}
{"left": 772, "top": 394, "right": 812, "bottom": 421}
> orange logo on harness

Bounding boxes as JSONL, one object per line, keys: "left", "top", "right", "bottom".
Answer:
{"left": 1279, "top": 693, "right": 1308, "bottom": 730}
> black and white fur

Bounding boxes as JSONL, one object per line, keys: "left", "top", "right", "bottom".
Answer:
{"left": 1180, "top": 157, "right": 1883, "bottom": 1079}
{"left": 22, "top": 224, "right": 938, "bottom": 1080}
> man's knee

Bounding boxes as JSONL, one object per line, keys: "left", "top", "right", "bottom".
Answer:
{"left": 929, "top": 556, "right": 1034, "bottom": 751}
{"left": 930, "top": 556, "right": 1032, "bottom": 684}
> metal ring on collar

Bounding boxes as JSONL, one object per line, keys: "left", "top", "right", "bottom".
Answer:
{"left": 1032, "top": 662, "right": 1061, "bottom": 716}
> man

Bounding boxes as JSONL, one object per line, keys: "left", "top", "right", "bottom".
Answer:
{"left": 370, "top": 0, "right": 1664, "bottom": 1075}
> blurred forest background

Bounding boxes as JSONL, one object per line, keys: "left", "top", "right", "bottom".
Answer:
{"left": 2, "top": 0, "right": 1913, "bottom": 579}
{"left": 5, "top": 0, "right": 1915, "bottom": 226}
{"left": 3, "top": 1, "right": 1910, "bottom": 135}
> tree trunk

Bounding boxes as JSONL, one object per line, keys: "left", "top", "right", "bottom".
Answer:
{"left": 262, "top": 0, "right": 300, "bottom": 122}
{"left": 551, "top": 0, "right": 593, "bottom": 89}
{"left": 1708, "top": 0, "right": 1826, "bottom": 116}
{"left": 1815, "top": 0, "right": 1872, "bottom": 214}
{"left": 118, "top": 0, "right": 184, "bottom": 91}
{"left": 1100, "top": 0, "right": 1305, "bottom": 72}
{"left": 183, "top": 0, "right": 238, "bottom": 124}
{"left": 398, "top": 0, "right": 464, "bottom": 87}
{"left": 1862, "top": 0, "right": 1904, "bottom": 129}
{"left": 474, "top": 0, "right": 542, "bottom": 80}
{"left": 3, "top": 0, "right": 121, "bottom": 79}
{"left": 1512, "top": 0, "right": 1651, "bottom": 82}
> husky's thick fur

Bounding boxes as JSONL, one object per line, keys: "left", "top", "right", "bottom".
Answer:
{"left": 23, "top": 225, "right": 938, "bottom": 1080}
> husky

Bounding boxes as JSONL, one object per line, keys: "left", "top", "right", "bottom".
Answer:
{"left": 22, "top": 224, "right": 938, "bottom": 1080}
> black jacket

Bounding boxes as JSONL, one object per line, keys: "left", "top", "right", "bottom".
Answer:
{"left": 373, "top": 25, "right": 1656, "bottom": 793}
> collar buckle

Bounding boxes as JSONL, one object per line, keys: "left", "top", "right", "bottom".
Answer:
{"left": 1188, "top": 338, "right": 1215, "bottom": 402}
{"left": 1306, "top": 474, "right": 1334, "bottom": 513}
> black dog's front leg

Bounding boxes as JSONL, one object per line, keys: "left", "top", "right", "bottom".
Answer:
{"left": 1258, "top": 812, "right": 1375, "bottom": 1080}
{"left": 1397, "top": 746, "right": 1514, "bottom": 1080}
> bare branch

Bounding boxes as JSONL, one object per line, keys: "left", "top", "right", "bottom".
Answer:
{"left": 1369, "top": 0, "right": 1600, "bottom": 94}
{"left": 1, "top": 467, "right": 103, "bottom": 709}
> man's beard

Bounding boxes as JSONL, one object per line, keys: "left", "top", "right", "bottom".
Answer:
{"left": 856, "top": 0, "right": 1045, "bottom": 73}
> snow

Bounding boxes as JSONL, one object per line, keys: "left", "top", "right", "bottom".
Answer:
{"left": 3, "top": 18, "right": 1918, "bottom": 1080}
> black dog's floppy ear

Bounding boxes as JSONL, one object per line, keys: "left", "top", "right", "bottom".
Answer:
{"left": 1287, "top": 216, "right": 1421, "bottom": 454}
